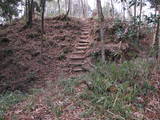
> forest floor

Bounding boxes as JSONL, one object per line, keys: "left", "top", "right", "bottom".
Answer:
{"left": 0, "top": 16, "right": 95, "bottom": 120}
{"left": 0, "top": 16, "right": 160, "bottom": 120}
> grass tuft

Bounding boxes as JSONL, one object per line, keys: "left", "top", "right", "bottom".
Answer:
{"left": 0, "top": 91, "right": 26, "bottom": 119}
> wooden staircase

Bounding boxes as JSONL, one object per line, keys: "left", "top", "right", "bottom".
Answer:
{"left": 68, "top": 23, "right": 91, "bottom": 72}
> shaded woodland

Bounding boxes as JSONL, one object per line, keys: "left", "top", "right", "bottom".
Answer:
{"left": 0, "top": 0, "right": 160, "bottom": 120}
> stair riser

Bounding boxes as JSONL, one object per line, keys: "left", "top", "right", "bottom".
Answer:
{"left": 82, "top": 26, "right": 89, "bottom": 28}
{"left": 77, "top": 43, "right": 89, "bottom": 45}
{"left": 72, "top": 66, "right": 85, "bottom": 72}
{"left": 77, "top": 45, "right": 89, "bottom": 47}
{"left": 82, "top": 33, "right": 89, "bottom": 35}
{"left": 70, "top": 64, "right": 83, "bottom": 67}
{"left": 73, "top": 70, "right": 84, "bottom": 72}
{"left": 79, "top": 41, "right": 90, "bottom": 43}
{"left": 81, "top": 29, "right": 90, "bottom": 32}
{"left": 80, "top": 36, "right": 89, "bottom": 39}
{"left": 73, "top": 68, "right": 88, "bottom": 72}
{"left": 70, "top": 58, "right": 85, "bottom": 60}
{"left": 76, "top": 46, "right": 88, "bottom": 49}
{"left": 72, "top": 51, "right": 85, "bottom": 54}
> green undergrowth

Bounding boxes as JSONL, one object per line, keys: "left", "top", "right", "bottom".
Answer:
{"left": 60, "top": 59, "right": 157, "bottom": 119}
{"left": 59, "top": 76, "right": 83, "bottom": 95}
{"left": 0, "top": 88, "right": 44, "bottom": 120}
{"left": 0, "top": 91, "right": 26, "bottom": 120}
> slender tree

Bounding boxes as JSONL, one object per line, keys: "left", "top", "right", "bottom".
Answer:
{"left": 97, "top": 0, "right": 104, "bottom": 21}
{"left": 25, "top": 0, "right": 28, "bottom": 23}
{"left": 26, "top": 0, "right": 34, "bottom": 27}
{"left": 134, "top": 0, "right": 137, "bottom": 24}
{"left": 81, "top": 0, "right": 86, "bottom": 18}
{"left": 122, "top": 0, "right": 126, "bottom": 21}
{"left": 153, "top": 10, "right": 160, "bottom": 60}
{"left": 111, "top": 0, "right": 114, "bottom": 18}
{"left": 41, "top": 0, "right": 46, "bottom": 34}
{"left": 57, "top": 0, "right": 61, "bottom": 14}
{"left": 137, "top": 0, "right": 143, "bottom": 40}
{"left": 96, "top": 0, "right": 105, "bottom": 62}
{"left": 139, "top": 0, "right": 143, "bottom": 22}
{"left": 69, "top": 0, "right": 72, "bottom": 16}
{"left": 64, "top": 0, "right": 71, "bottom": 18}
{"left": 126, "top": 1, "right": 133, "bottom": 20}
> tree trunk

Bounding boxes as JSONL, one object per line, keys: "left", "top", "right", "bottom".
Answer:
{"left": 65, "top": 0, "right": 68, "bottom": 13}
{"left": 41, "top": 0, "right": 46, "bottom": 34}
{"left": 122, "top": 1, "right": 125, "bottom": 21}
{"left": 153, "top": 5, "right": 158, "bottom": 42}
{"left": 27, "top": 0, "right": 33, "bottom": 27}
{"left": 69, "top": 0, "right": 72, "bottom": 16}
{"left": 134, "top": 0, "right": 137, "bottom": 24}
{"left": 96, "top": 0, "right": 104, "bottom": 22}
{"left": 96, "top": 0, "right": 105, "bottom": 62}
{"left": 153, "top": 5, "right": 158, "bottom": 46}
{"left": 85, "top": 0, "right": 89, "bottom": 18}
{"left": 25, "top": 0, "right": 28, "bottom": 22}
{"left": 137, "top": 0, "right": 143, "bottom": 41}
{"left": 57, "top": 0, "right": 61, "bottom": 15}
{"left": 155, "top": 5, "right": 158, "bottom": 17}
{"left": 110, "top": 0, "right": 114, "bottom": 18}
{"left": 81, "top": 0, "right": 85, "bottom": 18}
{"left": 40, "top": 0, "right": 46, "bottom": 61}
{"left": 139, "top": 0, "right": 143, "bottom": 23}
{"left": 64, "top": 0, "right": 71, "bottom": 19}
{"left": 78, "top": 0, "right": 81, "bottom": 18}
{"left": 126, "top": 1, "right": 132, "bottom": 20}
{"left": 153, "top": 14, "right": 160, "bottom": 60}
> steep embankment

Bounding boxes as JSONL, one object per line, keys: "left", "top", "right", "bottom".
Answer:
{"left": 1, "top": 17, "right": 152, "bottom": 93}
{"left": 0, "top": 17, "right": 82, "bottom": 93}
{"left": 1, "top": 17, "right": 95, "bottom": 120}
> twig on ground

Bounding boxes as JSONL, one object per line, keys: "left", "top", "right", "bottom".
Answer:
{"left": 106, "top": 109, "right": 125, "bottom": 120}
{"left": 113, "top": 93, "right": 118, "bottom": 107}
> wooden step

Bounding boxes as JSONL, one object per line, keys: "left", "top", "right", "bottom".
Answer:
{"left": 82, "top": 28, "right": 89, "bottom": 30}
{"left": 76, "top": 46, "right": 88, "bottom": 51}
{"left": 72, "top": 51, "right": 86, "bottom": 54}
{"left": 81, "top": 27, "right": 89, "bottom": 29}
{"left": 69, "top": 55, "right": 85, "bottom": 60}
{"left": 80, "top": 35, "right": 89, "bottom": 39}
{"left": 77, "top": 42, "right": 89, "bottom": 46}
{"left": 79, "top": 40, "right": 90, "bottom": 43}
{"left": 81, "top": 29, "right": 89, "bottom": 31}
{"left": 69, "top": 61, "right": 84, "bottom": 66}
{"left": 73, "top": 67, "right": 84, "bottom": 72}
{"left": 82, "top": 32, "right": 89, "bottom": 35}
{"left": 83, "top": 25, "right": 89, "bottom": 27}
{"left": 82, "top": 25, "right": 90, "bottom": 28}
